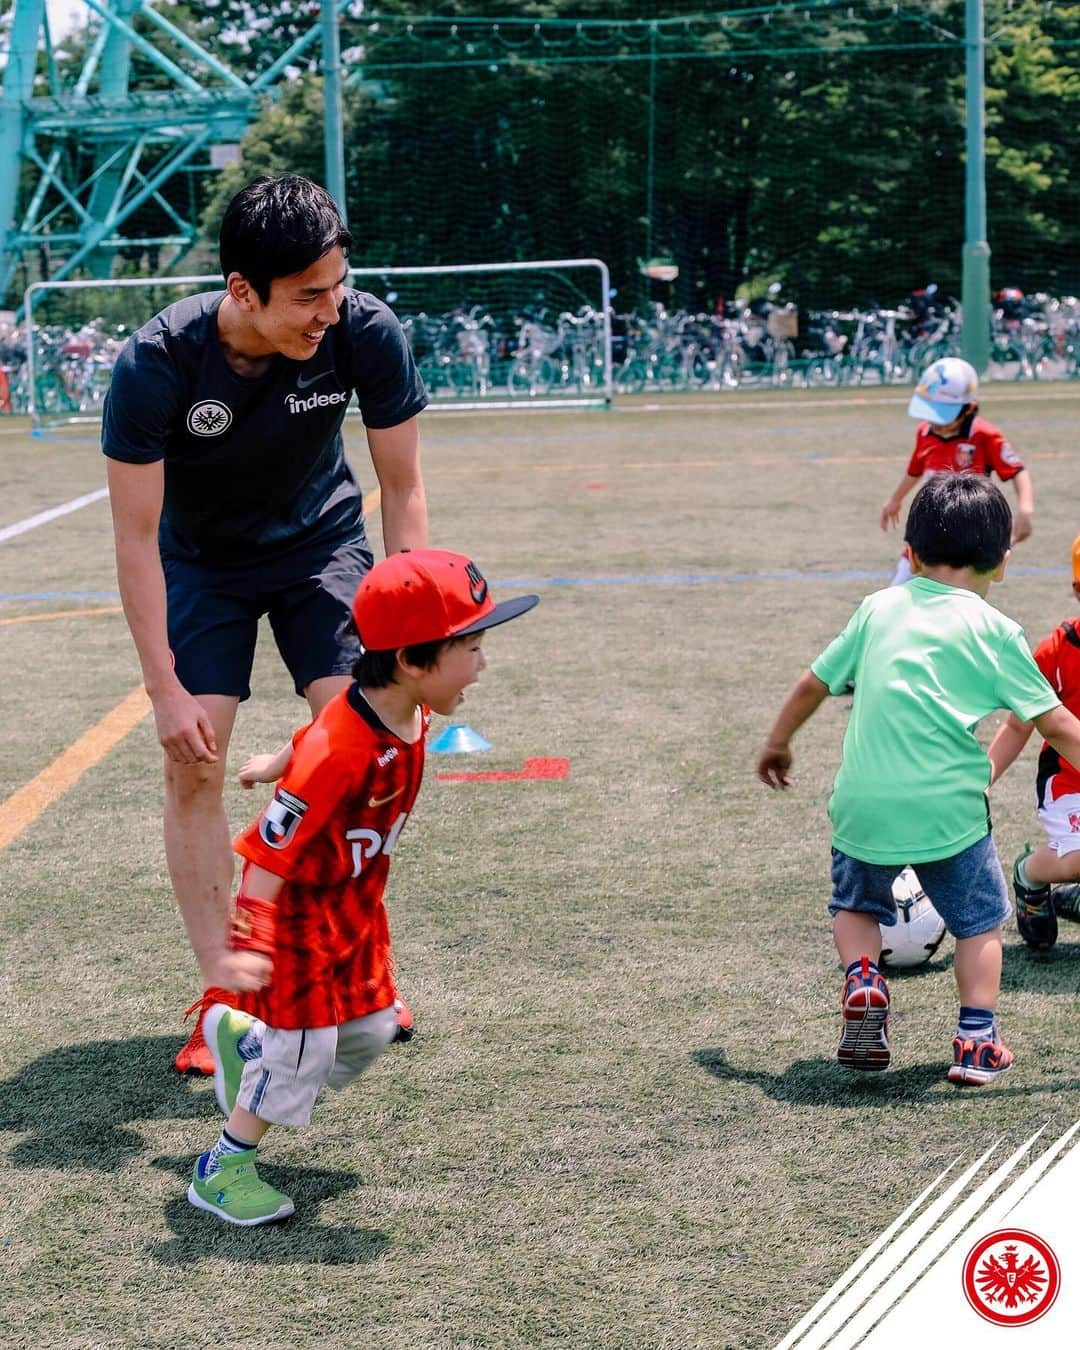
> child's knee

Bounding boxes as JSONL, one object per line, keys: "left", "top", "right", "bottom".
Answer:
{"left": 237, "top": 1024, "right": 338, "bottom": 1126}
{"left": 326, "top": 1006, "right": 398, "bottom": 1090}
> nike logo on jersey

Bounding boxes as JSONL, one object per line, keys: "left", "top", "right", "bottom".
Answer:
{"left": 295, "top": 368, "right": 335, "bottom": 390}
{"left": 368, "top": 787, "right": 404, "bottom": 808}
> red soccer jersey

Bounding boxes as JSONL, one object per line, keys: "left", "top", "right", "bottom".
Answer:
{"left": 906, "top": 416, "right": 1023, "bottom": 482}
{"left": 1033, "top": 619, "right": 1080, "bottom": 806}
{"left": 232, "top": 685, "right": 429, "bottom": 1030}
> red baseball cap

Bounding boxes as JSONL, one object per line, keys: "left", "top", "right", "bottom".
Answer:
{"left": 352, "top": 549, "right": 539, "bottom": 651}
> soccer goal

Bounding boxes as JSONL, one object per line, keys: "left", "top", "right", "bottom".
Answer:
{"left": 22, "top": 257, "right": 613, "bottom": 427}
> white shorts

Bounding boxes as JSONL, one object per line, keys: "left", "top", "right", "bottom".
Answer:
{"left": 237, "top": 1005, "right": 398, "bottom": 1127}
{"left": 1037, "top": 790, "right": 1080, "bottom": 856}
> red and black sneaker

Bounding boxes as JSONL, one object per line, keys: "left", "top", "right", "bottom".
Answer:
{"left": 947, "top": 1032, "right": 1014, "bottom": 1086}
{"left": 392, "top": 996, "right": 415, "bottom": 1043}
{"left": 837, "top": 956, "right": 891, "bottom": 1072}
{"left": 174, "top": 988, "right": 230, "bottom": 1075}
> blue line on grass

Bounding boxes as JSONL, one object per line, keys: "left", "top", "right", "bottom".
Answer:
{"left": 1, "top": 565, "right": 1071, "bottom": 605}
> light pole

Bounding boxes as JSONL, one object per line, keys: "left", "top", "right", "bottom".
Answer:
{"left": 962, "top": 0, "right": 990, "bottom": 373}
{"left": 321, "top": 0, "right": 347, "bottom": 224}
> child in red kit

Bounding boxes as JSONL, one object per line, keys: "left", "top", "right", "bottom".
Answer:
{"left": 989, "top": 533, "right": 1080, "bottom": 951}
{"left": 186, "top": 549, "right": 537, "bottom": 1226}
{"left": 880, "top": 357, "right": 1034, "bottom": 585}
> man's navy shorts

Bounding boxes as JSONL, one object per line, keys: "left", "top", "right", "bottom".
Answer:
{"left": 163, "top": 534, "right": 372, "bottom": 701}
{"left": 828, "top": 833, "right": 1012, "bottom": 940}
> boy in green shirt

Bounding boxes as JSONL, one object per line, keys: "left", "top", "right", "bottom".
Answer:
{"left": 757, "top": 474, "right": 1080, "bottom": 1084}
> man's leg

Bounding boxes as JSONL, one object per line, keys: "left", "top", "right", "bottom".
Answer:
{"left": 304, "top": 674, "right": 350, "bottom": 717}
{"left": 166, "top": 694, "right": 239, "bottom": 1072}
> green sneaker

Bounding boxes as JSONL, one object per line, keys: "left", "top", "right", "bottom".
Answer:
{"left": 187, "top": 1148, "right": 294, "bottom": 1227}
{"left": 203, "top": 1003, "right": 259, "bottom": 1116}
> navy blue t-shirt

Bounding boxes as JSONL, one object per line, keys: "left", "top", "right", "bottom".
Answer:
{"left": 101, "top": 289, "right": 428, "bottom": 564}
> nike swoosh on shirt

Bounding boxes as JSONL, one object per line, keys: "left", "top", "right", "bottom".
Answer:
{"left": 296, "top": 369, "right": 335, "bottom": 390}
{"left": 368, "top": 787, "right": 404, "bottom": 808}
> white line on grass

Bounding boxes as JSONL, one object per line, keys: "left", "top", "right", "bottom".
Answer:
{"left": 0, "top": 487, "right": 108, "bottom": 543}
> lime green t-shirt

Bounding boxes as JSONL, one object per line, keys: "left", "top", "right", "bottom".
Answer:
{"left": 810, "top": 577, "right": 1060, "bottom": 864}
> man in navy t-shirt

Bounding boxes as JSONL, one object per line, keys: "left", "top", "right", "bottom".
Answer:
{"left": 102, "top": 175, "right": 428, "bottom": 1073}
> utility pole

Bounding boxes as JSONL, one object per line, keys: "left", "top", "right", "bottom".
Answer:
{"left": 321, "top": 0, "right": 347, "bottom": 225}
{"left": 962, "top": 0, "right": 991, "bottom": 373}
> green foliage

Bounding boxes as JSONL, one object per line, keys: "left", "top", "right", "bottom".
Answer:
{"left": 24, "top": 3, "right": 1080, "bottom": 307}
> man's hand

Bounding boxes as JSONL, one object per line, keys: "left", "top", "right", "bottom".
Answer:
{"left": 151, "top": 684, "right": 219, "bottom": 764}
{"left": 209, "top": 948, "right": 272, "bottom": 993}
{"left": 757, "top": 743, "right": 794, "bottom": 789}
{"left": 1012, "top": 509, "right": 1033, "bottom": 543}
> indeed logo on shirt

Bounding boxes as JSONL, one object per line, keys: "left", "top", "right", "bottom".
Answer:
{"left": 286, "top": 389, "right": 349, "bottom": 414}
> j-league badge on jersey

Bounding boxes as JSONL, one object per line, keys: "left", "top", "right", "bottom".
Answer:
{"left": 259, "top": 787, "right": 309, "bottom": 849}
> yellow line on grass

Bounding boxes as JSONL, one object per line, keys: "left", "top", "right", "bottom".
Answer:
{"left": 0, "top": 606, "right": 122, "bottom": 626}
{"left": 0, "top": 684, "right": 151, "bottom": 851}
{"left": 1, "top": 489, "right": 384, "bottom": 851}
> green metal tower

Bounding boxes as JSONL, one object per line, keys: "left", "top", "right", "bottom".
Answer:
{"left": 0, "top": 1, "right": 348, "bottom": 300}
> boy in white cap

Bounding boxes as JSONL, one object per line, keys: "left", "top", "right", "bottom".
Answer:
{"left": 184, "top": 549, "right": 538, "bottom": 1226}
{"left": 880, "top": 356, "right": 1034, "bottom": 585}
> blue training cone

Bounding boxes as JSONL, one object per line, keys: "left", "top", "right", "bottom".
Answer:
{"left": 429, "top": 723, "right": 492, "bottom": 754}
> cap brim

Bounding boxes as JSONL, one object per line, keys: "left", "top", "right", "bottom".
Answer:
{"left": 454, "top": 594, "right": 539, "bottom": 636}
{"left": 908, "top": 391, "right": 964, "bottom": 424}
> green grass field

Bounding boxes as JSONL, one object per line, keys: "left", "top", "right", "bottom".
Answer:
{"left": 1, "top": 387, "right": 1079, "bottom": 1348}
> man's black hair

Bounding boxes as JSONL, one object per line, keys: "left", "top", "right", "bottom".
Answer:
{"left": 352, "top": 638, "right": 448, "bottom": 688}
{"left": 904, "top": 472, "right": 1012, "bottom": 574}
{"left": 219, "top": 174, "right": 352, "bottom": 303}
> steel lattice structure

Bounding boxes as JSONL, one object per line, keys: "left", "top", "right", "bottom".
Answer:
{"left": 0, "top": 1, "right": 349, "bottom": 298}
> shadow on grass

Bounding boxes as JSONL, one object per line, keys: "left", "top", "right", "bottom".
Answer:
{"left": 0, "top": 1034, "right": 390, "bottom": 1263}
{"left": 0, "top": 1035, "right": 210, "bottom": 1168}
{"left": 692, "top": 1047, "right": 943, "bottom": 1105}
{"left": 694, "top": 1045, "right": 1080, "bottom": 1105}
{"left": 1003, "top": 937, "right": 1080, "bottom": 980}
{"left": 149, "top": 1156, "right": 390, "bottom": 1266}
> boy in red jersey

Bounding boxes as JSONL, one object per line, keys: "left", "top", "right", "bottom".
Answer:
{"left": 185, "top": 549, "right": 538, "bottom": 1226}
{"left": 880, "top": 357, "right": 1034, "bottom": 584}
{"left": 988, "top": 534, "right": 1080, "bottom": 950}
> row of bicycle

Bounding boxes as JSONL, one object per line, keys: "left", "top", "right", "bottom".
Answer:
{"left": 612, "top": 291, "right": 1080, "bottom": 394}
{"left": 4, "top": 291, "right": 1080, "bottom": 413}
{"left": 0, "top": 319, "right": 123, "bottom": 415}
{"left": 409, "top": 294, "right": 1080, "bottom": 398}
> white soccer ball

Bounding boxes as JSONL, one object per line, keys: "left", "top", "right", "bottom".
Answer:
{"left": 879, "top": 866, "right": 948, "bottom": 969}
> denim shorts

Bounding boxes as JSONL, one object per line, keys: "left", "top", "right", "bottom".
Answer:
{"left": 163, "top": 533, "right": 371, "bottom": 701}
{"left": 828, "top": 833, "right": 1012, "bottom": 940}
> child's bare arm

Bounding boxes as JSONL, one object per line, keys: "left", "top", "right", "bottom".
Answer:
{"left": 881, "top": 474, "right": 921, "bottom": 530}
{"left": 239, "top": 740, "right": 294, "bottom": 789}
{"left": 756, "top": 670, "right": 830, "bottom": 789}
{"left": 1032, "top": 705, "right": 1080, "bottom": 771}
{"left": 1010, "top": 467, "right": 1034, "bottom": 542}
{"left": 987, "top": 711, "right": 1036, "bottom": 785}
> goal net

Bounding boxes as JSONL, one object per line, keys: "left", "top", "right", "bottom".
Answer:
{"left": 22, "top": 258, "right": 612, "bottom": 427}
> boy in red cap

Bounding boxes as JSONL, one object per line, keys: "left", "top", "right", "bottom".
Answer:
{"left": 185, "top": 550, "right": 537, "bottom": 1226}
{"left": 988, "top": 533, "right": 1080, "bottom": 950}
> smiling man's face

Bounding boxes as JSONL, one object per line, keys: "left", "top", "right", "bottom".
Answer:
{"left": 239, "top": 246, "right": 349, "bottom": 361}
